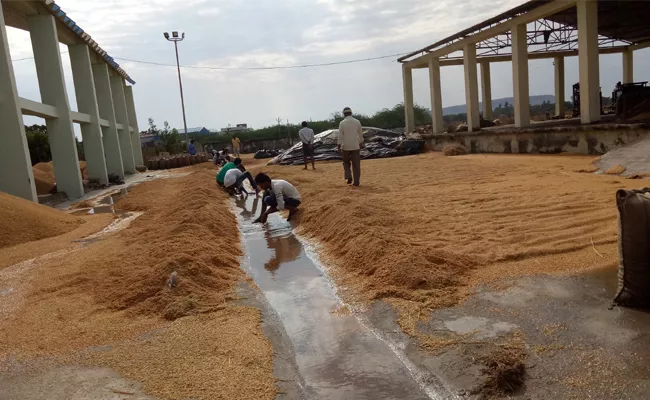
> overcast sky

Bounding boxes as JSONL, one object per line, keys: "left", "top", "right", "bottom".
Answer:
{"left": 8, "top": 0, "right": 650, "bottom": 132}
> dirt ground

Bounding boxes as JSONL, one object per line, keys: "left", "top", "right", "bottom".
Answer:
{"left": 256, "top": 152, "right": 638, "bottom": 336}
{"left": 0, "top": 166, "right": 276, "bottom": 400}
{"left": 250, "top": 151, "right": 650, "bottom": 398}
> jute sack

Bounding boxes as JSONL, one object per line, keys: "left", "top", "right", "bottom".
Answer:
{"left": 614, "top": 188, "right": 650, "bottom": 307}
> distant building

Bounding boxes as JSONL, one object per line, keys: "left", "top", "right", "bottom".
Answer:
{"left": 220, "top": 124, "right": 251, "bottom": 134}
{"left": 140, "top": 126, "right": 211, "bottom": 147}
{"left": 140, "top": 132, "right": 161, "bottom": 147}
{"left": 179, "top": 127, "right": 211, "bottom": 136}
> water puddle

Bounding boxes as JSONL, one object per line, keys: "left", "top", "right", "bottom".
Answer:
{"left": 233, "top": 195, "right": 443, "bottom": 400}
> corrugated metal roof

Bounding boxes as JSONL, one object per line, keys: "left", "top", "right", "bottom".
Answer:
{"left": 46, "top": 1, "right": 135, "bottom": 84}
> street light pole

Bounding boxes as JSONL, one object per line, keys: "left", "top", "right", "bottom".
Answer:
{"left": 163, "top": 31, "right": 189, "bottom": 146}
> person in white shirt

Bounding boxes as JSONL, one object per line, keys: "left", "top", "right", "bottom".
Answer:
{"left": 253, "top": 173, "right": 302, "bottom": 223}
{"left": 298, "top": 121, "right": 316, "bottom": 170}
{"left": 337, "top": 107, "right": 364, "bottom": 186}
{"left": 223, "top": 164, "right": 259, "bottom": 195}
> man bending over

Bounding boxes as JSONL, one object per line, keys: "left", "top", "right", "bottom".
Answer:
{"left": 216, "top": 157, "right": 242, "bottom": 187}
{"left": 224, "top": 164, "right": 259, "bottom": 195}
{"left": 253, "top": 173, "right": 301, "bottom": 223}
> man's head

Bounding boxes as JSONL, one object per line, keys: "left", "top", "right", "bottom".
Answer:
{"left": 234, "top": 157, "right": 242, "bottom": 166}
{"left": 254, "top": 172, "right": 272, "bottom": 190}
{"left": 301, "top": 121, "right": 308, "bottom": 128}
{"left": 343, "top": 107, "right": 352, "bottom": 117}
{"left": 190, "top": 139, "right": 195, "bottom": 144}
{"left": 233, "top": 135, "right": 238, "bottom": 139}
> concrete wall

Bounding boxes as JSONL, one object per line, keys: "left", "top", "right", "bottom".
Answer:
{"left": 424, "top": 125, "right": 649, "bottom": 155}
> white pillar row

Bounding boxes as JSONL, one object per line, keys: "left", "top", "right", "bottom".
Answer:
{"left": 480, "top": 61, "right": 493, "bottom": 121}
{"left": 554, "top": 56, "right": 565, "bottom": 117}
{"left": 577, "top": 0, "right": 601, "bottom": 124}
{"left": 110, "top": 76, "right": 136, "bottom": 174}
{"left": 93, "top": 63, "right": 125, "bottom": 179}
{"left": 402, "top": 64, "right": 415, "bottom": 134}
{"left": 428, "top": 58, "right": 444, "bottom": 134}
{"left": 0, "top": 7, "right": 37, "bottom": 202}
{"left": 512, "top": 23, "right": 530, "bottom": 128}
{"left": 463, "top": 43, "right": 480, "bottom": 131}
{"left": 622, "top": 50, "right": 634, "bottom": 84}
{"left": 124, "top": 86, "right": 144, "bottom": 166}
{"left": 28, "top": 14, "right": 84, "bottom": 198}
{"left": 68, "top": 44, "right": 109, "bottom": 186}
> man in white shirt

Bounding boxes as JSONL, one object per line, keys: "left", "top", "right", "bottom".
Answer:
{"left": 253, "top": 173, "right": 302, "bottom": 223}
{"left": 337, "top": 107, "right": 364, "bottom": 186}
{"left": 223, "top": 164, "right": 259, "bottom": 195}
{"left": 298, "top": 121, "right": 316, "bottom": 170}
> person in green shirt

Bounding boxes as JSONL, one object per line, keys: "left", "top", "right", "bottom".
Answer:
{"left": 216, "top": 158, "right": 241, "bottom": 186}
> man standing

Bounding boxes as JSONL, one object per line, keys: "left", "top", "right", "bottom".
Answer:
{"left": 298, "top": 121, "right": 316, "bottom": 170}
{"left": 337, "top": 107, "right": 364, "bottom": 186}
{"left": 253, "top": 173, "right": 302, "bottom": 223}
{"left": 188, "top": 139, "right": 197, "bottom": 156}
{"left": 232, "top": 135, "right": 241, "bottom": 158}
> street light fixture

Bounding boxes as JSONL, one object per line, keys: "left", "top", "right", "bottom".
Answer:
{"left": 163, "top": 31, "right": 189, "bottom": 147}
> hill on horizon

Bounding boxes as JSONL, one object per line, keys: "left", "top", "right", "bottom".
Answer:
{"left": 442, "top": 94, "right": 555, "bottom": 115}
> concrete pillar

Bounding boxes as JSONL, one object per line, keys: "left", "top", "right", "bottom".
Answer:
{"left": 402, "top": 64, "right": 415, "bottom": 133}
{"left": 512, "top": 23, "right": 530, "bottom": 128}
{"left": 577, "top": 0, "right": 601, "bottom": 124}
{"left": 28, "top": 15, "right": 84, "bottom": 198}
{"left": 554, "top": 56, "right": 565, "bottom": 117}
{"left": 110, "top": 76, "right": 135, "bottom": 174}
{"left": 93, "top": 63, "right": 124, "bottom": 179}
{"left": 124, "top": 86, "right": 144, "bottom": 166}
{"left": 428, "top": 58, "right": 444, "bottom": 134}
{"left": 463, "top": 44, "right": 480, "bottom": 131}
{"left": 69, "top": 44, "right": 109, "bottom": 186}
{"left": 480, "top": 62, "right": 493, "bottom": 121}
{"left": 622, "top": 50, "right": 634, "bottom": 84}
{"left": 0, "top": 7, "right": 37, "bottom": 201}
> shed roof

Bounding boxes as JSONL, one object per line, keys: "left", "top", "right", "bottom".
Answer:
{"left": 398, "top": 0, "right": 650, "bottom": 64}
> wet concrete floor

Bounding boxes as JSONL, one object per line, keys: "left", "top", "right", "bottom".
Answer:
{"left": 233, "top": 195, "right": 437, "bottom": 400}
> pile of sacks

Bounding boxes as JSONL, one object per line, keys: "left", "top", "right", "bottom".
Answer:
{"left": 268, "top": 127, "right": 425, "bottom": 166}
{"left": 146, "top": 153, "right": 210, "bottom": 170}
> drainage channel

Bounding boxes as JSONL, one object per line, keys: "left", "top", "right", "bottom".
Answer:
{"left": 233, "top": 195, "right": 445, "bottom": 400}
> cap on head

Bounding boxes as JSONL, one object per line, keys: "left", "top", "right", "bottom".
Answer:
{"left": 343, "top": 107, "right": 352, "bottom": 115}
{"left": 301, "top": 121, "right": 308, "bottom": 127}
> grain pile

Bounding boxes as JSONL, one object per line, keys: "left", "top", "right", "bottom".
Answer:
{"left": 0, "top": 166, "right": 276, "bottom": 399}
{"left": 260, "top": 153, "right": 630, "bottom": 328}
{"left": 32, "top": 162, "right": 56, "bottom": 195}
{"left": 0, "top": 192, "right": 82, "bottom": 249}
{"left": 443, "top": 143, "right": 469, "bottom": 156}
{"left": 31, "top": 161, "right": 89, "bottom": 195}
{"left": 605, "top": 164, "right": 626, "bottom": 175}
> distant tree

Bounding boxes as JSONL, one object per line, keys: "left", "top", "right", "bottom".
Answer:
{"left": 147, "top": 117, "right": 158, "bottom": 134}
{"left": 25, "top": 124, "right": 51, "bottom": 165}
{"left": 158, "top": 121, "right": 183, "bottom": 153}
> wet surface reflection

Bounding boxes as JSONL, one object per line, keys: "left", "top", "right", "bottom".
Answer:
{"left": 233, "top": 194, "right": 431, "bottom": 400}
